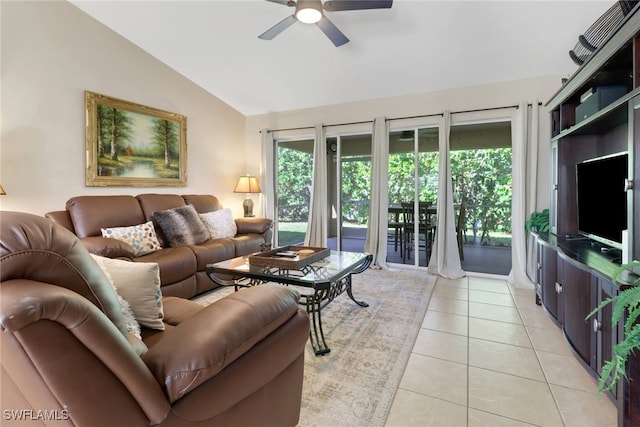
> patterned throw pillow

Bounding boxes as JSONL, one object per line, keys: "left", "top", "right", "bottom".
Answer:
{"left": 152, "top": 204, "right": 210, "bottom": 247}
{"left": 199, "top": 208, "right": 238, "bottom": 239}
{"left": 101, "top": 221, "right": 162, "bottom": 256}
{"left": 91, "top": 254, "right": 164, "bottom": 331}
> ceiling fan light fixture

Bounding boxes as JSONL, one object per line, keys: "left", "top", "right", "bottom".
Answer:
{"left": 296, "top": 0, "right": 323, "bottom": 24}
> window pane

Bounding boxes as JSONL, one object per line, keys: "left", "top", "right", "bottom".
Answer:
{"left": 276, "top": 139, "right": 313, "bottom": 246}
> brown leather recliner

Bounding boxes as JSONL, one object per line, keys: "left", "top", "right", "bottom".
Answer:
{"left": 0, "top": 211, "right": 310, "bottom": 427}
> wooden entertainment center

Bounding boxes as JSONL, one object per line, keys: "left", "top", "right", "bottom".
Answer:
{"left": 534, "top": 5, "right": 640, "bottom": 426}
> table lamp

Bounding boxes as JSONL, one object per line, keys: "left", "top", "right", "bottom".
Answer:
{"left": 233, "top": 175, "right": 261, "bottom": 217}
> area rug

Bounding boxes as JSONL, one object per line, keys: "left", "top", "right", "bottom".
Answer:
{"left": 193, "top": 268, "right": 436, "bottom": 427}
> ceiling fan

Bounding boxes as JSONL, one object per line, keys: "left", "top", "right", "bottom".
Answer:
{"left": 259, "top": 0, "right": 393, "bottom": 47}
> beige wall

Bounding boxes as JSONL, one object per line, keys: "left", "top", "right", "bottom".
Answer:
{"left": 1, "top": 0, "right": 563, "bottom": 219}
{"left": 245, "top": 76, "right": 563, "bottom": 215}
{"left": 0, "top": 0, "right": 247, "bottom": 216}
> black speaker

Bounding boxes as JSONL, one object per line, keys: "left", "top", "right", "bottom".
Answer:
{"left": 575, "top": 85, "right": 627, "bottom": 123}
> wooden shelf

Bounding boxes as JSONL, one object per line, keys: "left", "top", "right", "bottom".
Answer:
{"left": 550, "top": 90, "right": 636, "bottom": 143}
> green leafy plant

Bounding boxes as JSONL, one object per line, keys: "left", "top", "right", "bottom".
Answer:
{"left": 525, "top": 209, "right": 550, "bottom": 234}
{"left": 587, "top": 261, "right": 640, "bottom": 393}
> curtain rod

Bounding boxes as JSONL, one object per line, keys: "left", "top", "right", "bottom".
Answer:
{"left": 260, "top": 102, "right": 542, "bottom": 133}
{"left": 260, "top": 119, "right": 372, "bottom": 134}
{"left": 387, "top": 102, "right": 542, "bottom": 122}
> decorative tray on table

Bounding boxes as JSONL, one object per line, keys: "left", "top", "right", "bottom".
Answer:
{"left": 248, "top": 246, "right": 330, "bottom": 269}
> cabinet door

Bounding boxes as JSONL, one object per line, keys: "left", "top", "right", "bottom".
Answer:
{"left": 633, "top": 96, "right": 640, "bottom": 262}
{"left": 541, "top": 244, "right": 560, "bottom": 322}
{"left": 558, "top": 255, "right": 596, "bottom": 368}
{"left": 595, "top": 276, "right": 620, "bottom": 399}
{"left": 533, "top": 236, "right": 542, "bottom": 305}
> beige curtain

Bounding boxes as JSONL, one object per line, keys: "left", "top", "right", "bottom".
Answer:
{"left": 364, "top": 117, "right": 389, "bottom": 269}
{"left": 508, "top": 102, "right": 539, "bottom": 287}
{"left": 304, "top": 124, "right": 328, "bottom": 247}
{"left": 260, "top": 129, "right": 274, "bottom": 222}
{"left": 428, "top": 111, "right": 465, "bottom": 279}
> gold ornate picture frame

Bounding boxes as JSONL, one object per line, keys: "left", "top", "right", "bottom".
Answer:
{"left": 85, "top": 90, "right": 187, "bottom": 187}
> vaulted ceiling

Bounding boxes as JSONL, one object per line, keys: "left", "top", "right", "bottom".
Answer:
{"left": 70, "top": 0, "right": 613, "bottom": 116}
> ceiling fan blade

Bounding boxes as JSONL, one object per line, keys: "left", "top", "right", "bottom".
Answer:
{"left": 323, "top": 0, "right": 392, "bottom": 12}
{"left": 265, "top": 0, "right": 296, "bottom": 6}
{"left": 316, "top": 16, "right": 349, "bottom": 47}
{"left": 258, "top": 15, "right": 298, "bottom": 40}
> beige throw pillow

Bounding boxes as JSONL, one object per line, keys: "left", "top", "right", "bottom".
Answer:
{"left": 91, "top": 255, "right": 164, "bottom": 330}
{"left": 199, "top": 208, "right": 238, "bottom": 239}
{"left": 91, "top": 254, "right": 142, "bottom": 339}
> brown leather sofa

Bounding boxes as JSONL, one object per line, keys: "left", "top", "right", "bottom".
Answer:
{"left": 45, "top": 194, "right": 272, "bottom": 299}
{"left": 0, "top": 211, "right": 309, "bottom": 427}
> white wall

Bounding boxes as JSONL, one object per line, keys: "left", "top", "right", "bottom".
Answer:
{"left": 0, "top": 0, "right": 247, "bottom": 216}
{"left": 245, "top": 76, "right": 563, "bottom": 215}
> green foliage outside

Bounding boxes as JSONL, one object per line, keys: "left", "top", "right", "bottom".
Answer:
{"left": 276, "top": 145, "right": 313, "bottom": 221}
{"left": 277, "top": 144, "right": 513, "bottom": 246}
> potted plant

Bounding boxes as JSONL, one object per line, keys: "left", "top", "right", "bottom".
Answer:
{"left": 525, "top": 209, "right": 550, "bottom": 234}
{"left": 587, "top": 261, "right": 640, "bottom": 392}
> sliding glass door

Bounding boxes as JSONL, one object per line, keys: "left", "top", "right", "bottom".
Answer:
{"left": 387, "top": 127, "right": 439, "bottom": 267}
{"left": 327, "top": 133, "right": 372, "bottom": 252}
{"left": 450, "top": 121, "right": 513, "bottom": 275}
{"left": 271, "top": 117, "right": 513, "bottom": 275}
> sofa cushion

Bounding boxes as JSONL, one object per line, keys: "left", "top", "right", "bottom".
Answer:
{"left": 134, "top": 246, "right": 197, "bottom": 285}
{"left": 190, "top": 239, "right": 237, "bottom": 270}
{"left": 182, "top": 194, "right": 224, "bottom": 213}
{"left": 101, "top": 221, "right": 162, "bottom": 256}
{"left": 66, "top": 195, "right": 146, "bottom": 238}
{"left": 161, "top": 296, "right": 205, "bottom": 326}
{"left": 90, "top": 255, "right": 165, "bottom": 330}
{"left": 152, "top": 205, "right": 210, "bottom": 247}
{"left": 136, "top": 194, "right": 187, "bottom": 222}
{"left": 199, "top": 208, "right": 237, "bottom": 239}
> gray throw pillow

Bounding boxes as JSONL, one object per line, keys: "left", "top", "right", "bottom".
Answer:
{"left": 152, "top": 204, "right": 210, "bottom": 247}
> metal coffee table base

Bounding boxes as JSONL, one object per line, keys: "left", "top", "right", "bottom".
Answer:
{"left": 300, "top": 260, "right": 371, "bottom": 355}
{"left": 207, "top": 254, "right": 372, "bottom": 355}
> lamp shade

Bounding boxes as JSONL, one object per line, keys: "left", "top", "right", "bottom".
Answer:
{"left": 0, "top": 185, "right": 6, "bottom": 195}
{"left": 233, "top": 175, "right": 261, "bottom": 194}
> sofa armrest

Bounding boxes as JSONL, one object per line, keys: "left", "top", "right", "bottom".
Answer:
{"left": 235, "top": 217, "right": 272, "bottom": 235}
{"left": 44, "top": 210, "right": 75, "bottom": 232}
{"left": 142, "top": 285, "right": 302, "bottom": 402}
{"left": 79, "top": 236, "right": 136, "bottom": 259}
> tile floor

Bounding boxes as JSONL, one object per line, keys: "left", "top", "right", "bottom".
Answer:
{"left": 385, "top": 275, "right": 618, "bottom": 427}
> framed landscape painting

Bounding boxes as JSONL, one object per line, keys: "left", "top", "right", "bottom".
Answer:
{"left": 85, "top": 91, "right": 187, "bottom": 187}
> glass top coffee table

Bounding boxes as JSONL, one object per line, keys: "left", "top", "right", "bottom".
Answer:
{"left": 206, "top": 250, "right": 373, "bottom": 355}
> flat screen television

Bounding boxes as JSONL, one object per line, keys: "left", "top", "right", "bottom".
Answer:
{"left": 576, "top": 152, "right": 628, "bottom": 249}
